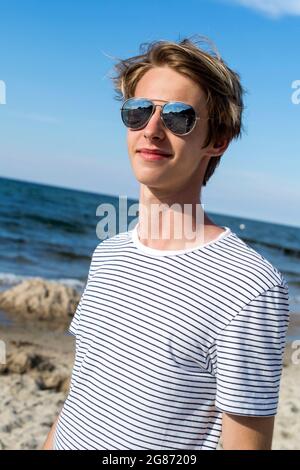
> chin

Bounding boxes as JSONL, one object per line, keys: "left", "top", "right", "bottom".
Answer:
{"left": 133, "top": 170, "right": 167, "bottom": 186}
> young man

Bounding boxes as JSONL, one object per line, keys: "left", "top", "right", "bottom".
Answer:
{"left": 43, "top": 37, "right": 290, "bottom": 450}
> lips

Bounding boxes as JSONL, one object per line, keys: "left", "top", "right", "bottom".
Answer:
{"left": 137, "top": 150, "right": 172, "bottom": 162}
{"left": 137, "top": 148, "right": 173, "bottom": 157}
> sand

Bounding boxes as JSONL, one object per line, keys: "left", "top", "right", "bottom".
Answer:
{"left": 0, "top": 323, "right": 74, "bottom": 450}
{"left": 0, "top": 320, "right": 299, "bottom": 450}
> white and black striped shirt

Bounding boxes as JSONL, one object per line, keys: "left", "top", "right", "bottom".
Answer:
{"left": 54, "top": 224, "right": 290, "bottom": 450}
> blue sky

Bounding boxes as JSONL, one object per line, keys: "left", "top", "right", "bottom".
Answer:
{"left": 0, "top": 0, "right": 299, "bottom": 227}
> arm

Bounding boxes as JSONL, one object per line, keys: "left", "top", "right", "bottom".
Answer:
{"left": 41, "top": 413, "right": 61, "bottom": 450}
{"left": 214, "top": 285, "right": 289, "bottom": 450}
{"left": 222, "top": 413, "right": 275, "bottom": 450}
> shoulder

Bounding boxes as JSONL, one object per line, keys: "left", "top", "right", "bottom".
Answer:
{"left": 93, "top": 228, "right": 132, "bottom": 254}
{"left": 214, "top": 230, "right": 288, "bottom": 292}
{"left": 87, "top": 229, "right": 133, "bottom": 279}
{"left": 200, "top": 229, "right": 289, "bottom": 329}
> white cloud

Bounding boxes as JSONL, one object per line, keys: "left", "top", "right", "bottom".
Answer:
{"left": 224, "top": 0, "right": 300, "bottom": 17}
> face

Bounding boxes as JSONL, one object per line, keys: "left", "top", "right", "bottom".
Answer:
{"left": 126, "top": 66, "right": 223, "bottom": 197}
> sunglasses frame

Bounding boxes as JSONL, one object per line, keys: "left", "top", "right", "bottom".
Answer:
{"left": 121, "top": 97, "right": 202, "bottom": 136}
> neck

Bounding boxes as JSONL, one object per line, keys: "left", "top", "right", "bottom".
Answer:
{"left": 137, "top": 183, "right": 220, "bottom": 251}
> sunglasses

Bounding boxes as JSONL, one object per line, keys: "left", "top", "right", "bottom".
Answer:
{"left": 120, "top": 97, "right": 202, "bottom": 136}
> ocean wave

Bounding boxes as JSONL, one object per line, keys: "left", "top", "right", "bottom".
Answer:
{"left": 0, "top": 245, "right": 91, "bottom": 264}
{"left": 56, "top": 278, "right": 85, "bottom": 292}
{"left": 242, "top": 237, "right": 300, "bottom": 259}
{"left": 14, "top": 255, "right": 35, "bottom": 265}
{"left": 0, "top": 234, "right": 27, "bottom": 244}
{"left": 22, "top": 212, "right": 90, "bottom": 234}
{"left": 0, "top": 272, "right": 84, "bottom": 293}
{"left": 49, "top": 249, "right": 91, "bottom": 262}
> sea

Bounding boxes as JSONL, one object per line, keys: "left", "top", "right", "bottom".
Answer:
{"left": 1, "top": 176, "right": 299, "bottom": 338}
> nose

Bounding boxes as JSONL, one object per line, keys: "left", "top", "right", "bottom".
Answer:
{"left": 142, "top": 104, "right": 165, "bottom": 140}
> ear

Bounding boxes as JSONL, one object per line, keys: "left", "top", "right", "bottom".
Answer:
{"left": 207, "top": 139, "right": 230, "bottom": 157}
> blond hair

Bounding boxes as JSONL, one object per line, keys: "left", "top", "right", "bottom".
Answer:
{"left": 111, "top": 35, "right": 245, "bottom": 186}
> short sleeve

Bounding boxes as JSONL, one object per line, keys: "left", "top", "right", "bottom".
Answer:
{"left": 214, "top": 282, "right": 290, "bottom": 416}
{"left": 68, "top": 246, "right": 98, "bottom": 337}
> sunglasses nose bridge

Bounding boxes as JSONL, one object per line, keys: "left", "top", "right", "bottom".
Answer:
{"left": 144, "top": 103, "right": 165, "bottom": 129}
{"left": 152, "top": 103, "right": 164, "bottom": 115}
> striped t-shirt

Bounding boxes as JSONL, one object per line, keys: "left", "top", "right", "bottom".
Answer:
{"left": 54, "top": 224, "right": 290, "bottom": 450}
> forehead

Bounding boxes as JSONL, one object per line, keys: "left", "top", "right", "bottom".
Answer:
{"left": 134, "top": 66, "right": 205, "bottom": 107}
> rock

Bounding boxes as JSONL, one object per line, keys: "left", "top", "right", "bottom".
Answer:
{"left": 0, "top": 351, "right": 55, "bottom": 375}
{"left": 0, "top": 348, "right": 71, "bottom": 393}
{"left": 35, "top": 369, "right": 70, "bottom": 392}
{"left": 0, "top": 278, "right": 80, "bottom": 322}
{"left": 35, "top": 371, "right": 67, "bottom": 392}
{"left": 2, "top": 351, "right": 40, "bottom": 374}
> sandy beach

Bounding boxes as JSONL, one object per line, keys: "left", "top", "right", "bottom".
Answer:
{"left": 0, "top": 315, "right": 299, "bottom": 450}
{"left": 0, "top": 322, "right": 74, "bottom": 450}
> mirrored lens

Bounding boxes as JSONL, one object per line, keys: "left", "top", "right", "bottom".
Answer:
{"left": 121, "top": 98, "right": 154, "bottom": 129}
{"left": 162, "top": 102, "right": 196, "bottom": 135}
